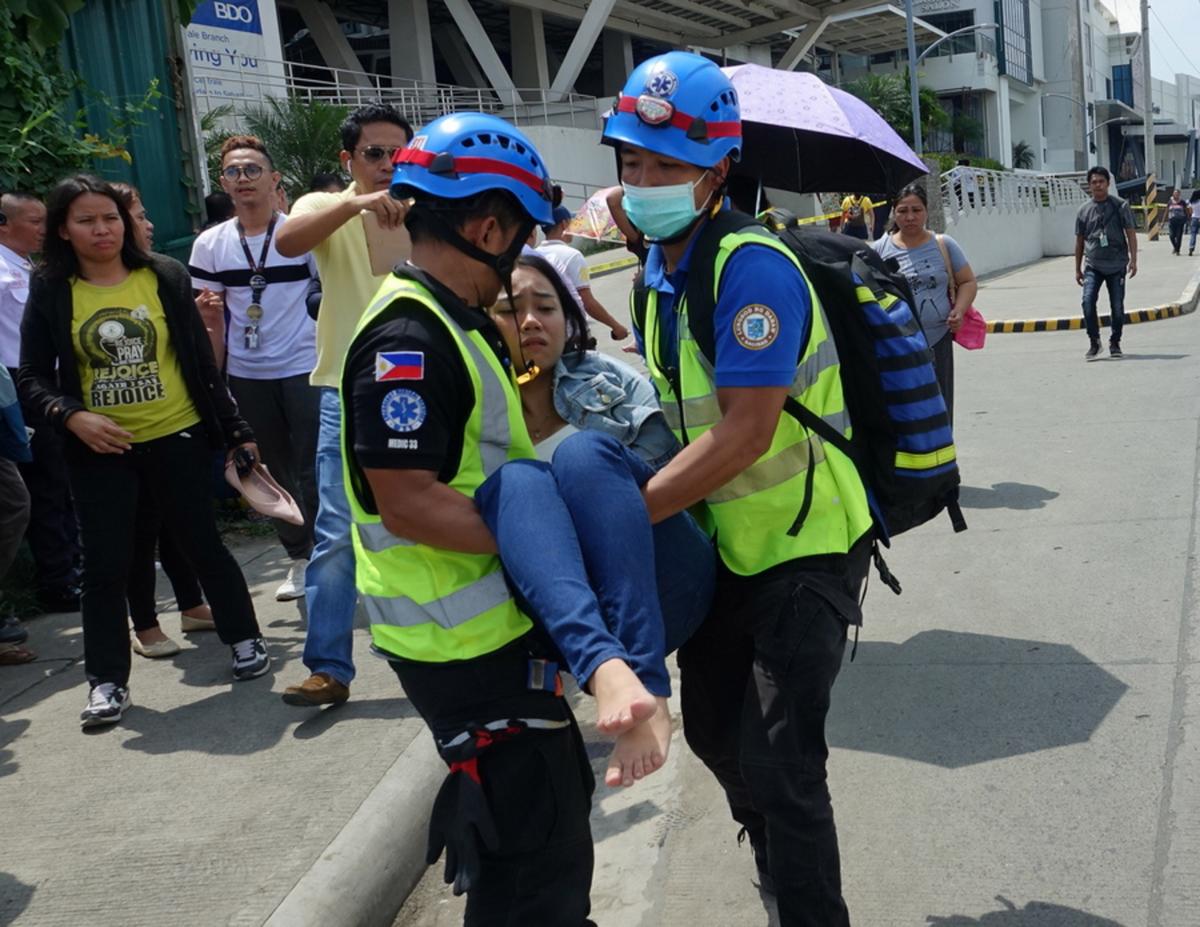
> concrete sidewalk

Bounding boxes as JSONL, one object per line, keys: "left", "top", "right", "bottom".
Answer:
{"left": 1, "top": 536, "right": 437, "bottom": 927}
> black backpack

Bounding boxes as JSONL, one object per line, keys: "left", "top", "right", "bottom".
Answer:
{"left": 632, "top": 209, "right": 966, "bottom": 562}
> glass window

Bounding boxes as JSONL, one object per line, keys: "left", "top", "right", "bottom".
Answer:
{"left": 996, "top": 0, "right": 1032, "bottom": 84}
{"left": 919, "top": 11, "right": 977, "bottom": 57}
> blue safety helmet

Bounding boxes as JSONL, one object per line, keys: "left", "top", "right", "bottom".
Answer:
{"left": 391, "top": 112, "right": 554, "bottom": 226}
{"left": 601, "top": 51, "right": 741, "bottom": 167}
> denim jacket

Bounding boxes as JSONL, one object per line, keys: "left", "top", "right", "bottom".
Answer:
{"left": 552, "top": 351, "right": 680, "bottom": 469}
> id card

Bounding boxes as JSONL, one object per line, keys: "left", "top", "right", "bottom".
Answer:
{"left": 244, "top": 325, "right": 260, "bottom": 350}
{"left": 1099, "top": 231, "right": 1108, "bottom": 247}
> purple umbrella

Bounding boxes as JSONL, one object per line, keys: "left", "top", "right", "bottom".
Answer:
{"left": 722, "top": 64, "right": 927, "bottom": 195}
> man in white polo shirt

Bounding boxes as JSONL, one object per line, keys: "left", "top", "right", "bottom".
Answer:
{"left": 189, "top": 136, "right": 319, "bottom": 601}
{"left": 2, "top": 191, "right": 83, "bottom": 614}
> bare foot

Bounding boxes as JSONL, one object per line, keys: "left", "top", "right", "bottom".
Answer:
{"left": 591, "top": 658, "right": 657, "bottom": 735}
{"left": 135, "top": 626, "right": 170, "bottom": 646}
{"left": 605, "top": 697, "right": 671, "bottom": 788}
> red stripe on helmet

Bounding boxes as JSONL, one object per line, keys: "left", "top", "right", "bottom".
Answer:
{"left": 393, "top": 147, "right": 547, "bottom": 196}
{"left": 616, "top": 95, "right": 740, "bottom": 139}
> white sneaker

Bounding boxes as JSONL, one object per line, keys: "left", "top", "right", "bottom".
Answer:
{"left": 80, "top": 683, "right": 131, "bottom": 730}
{"left": 275, "top": 559, "right": 308, "bottom": 601}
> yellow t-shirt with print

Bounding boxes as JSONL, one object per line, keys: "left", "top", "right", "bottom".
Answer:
{"left": 290, "top": 186, "right": 392, "bottom": 387}
{"left": 71, "top": 267, "right": 201, "bottom": 442}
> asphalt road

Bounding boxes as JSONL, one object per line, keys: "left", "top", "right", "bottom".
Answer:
{"left": 398, "top": 251, "right": 1200, "bottom": 926}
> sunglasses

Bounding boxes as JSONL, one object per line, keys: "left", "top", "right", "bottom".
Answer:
{"left": 357, "top": 145, "right": 404, "bottom": 164}
{"left": 221, "top": 164, "right": 266, "bottom": 181}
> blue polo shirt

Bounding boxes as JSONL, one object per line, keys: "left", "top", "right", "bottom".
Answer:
{"left": 638, "top": 217, "right": 811, "bottom": 388}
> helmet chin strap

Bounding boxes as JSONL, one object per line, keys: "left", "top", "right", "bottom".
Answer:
{"left": 410, "top": 203, "right": 541, "bottom": 383}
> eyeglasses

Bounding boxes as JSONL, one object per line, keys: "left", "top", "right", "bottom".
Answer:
{"left": 356, "top": 145, "right": 404, "bottom": 164}
{"left": 221, "top": 164, "right": 266, "bottom": 181}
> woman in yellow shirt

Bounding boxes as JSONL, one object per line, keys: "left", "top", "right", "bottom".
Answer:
{"left": 19, "top": 175, "right": 270, "bottom": 730}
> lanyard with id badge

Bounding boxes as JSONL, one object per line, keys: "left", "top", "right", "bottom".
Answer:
{"left": 238, "top": 212, "right": 278, "bottom": 350}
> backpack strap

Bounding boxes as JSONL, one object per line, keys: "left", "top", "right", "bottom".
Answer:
{"left": 682, "top": 209, "right": 763, "bottom": 366}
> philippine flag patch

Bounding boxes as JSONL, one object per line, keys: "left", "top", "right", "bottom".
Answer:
{"left": 375, "top": 351, "right": 425, "bottom": 381}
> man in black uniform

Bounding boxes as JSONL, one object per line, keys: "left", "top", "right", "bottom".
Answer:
{"left": 339, "top": 113, "right": 595, "bottom": 924}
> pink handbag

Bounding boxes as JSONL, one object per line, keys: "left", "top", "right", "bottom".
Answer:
{"left": 953, "top": 306, "right": 987, "bottom": 350}
{"left": 935, "top": 234, "right": 986, "bottom": 350}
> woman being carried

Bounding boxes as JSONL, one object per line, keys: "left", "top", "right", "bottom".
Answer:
{"left": 476, "top": 252, "right": 715, "bottom": 787}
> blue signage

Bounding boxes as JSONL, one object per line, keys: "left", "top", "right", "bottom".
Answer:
{"left": 190, "top": 0, "right": 263, "bottom": 36}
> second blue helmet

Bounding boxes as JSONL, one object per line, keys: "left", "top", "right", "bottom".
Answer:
{"left": 391, "top": 113, "right": 554, "bottom": 226}
{"left": 602, "top": 52, "right": 741, "bottom": 167}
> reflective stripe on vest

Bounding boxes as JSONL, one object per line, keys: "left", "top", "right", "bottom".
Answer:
{"left": 362, "top": 569, "right": 514, "bottom": 630}
{"left": 340, "top": 276, "right": 534, "bottom": 661}
{"left": 635, "top": 225, "right": 874, "bottom": 574}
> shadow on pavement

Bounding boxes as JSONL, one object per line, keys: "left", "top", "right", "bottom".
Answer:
{"left": 0, "top": 718, "right": 29, "bottom": 779}
{"left": 117, "top": 689, "right": 416, "bottom": 755}
{"left": 0, "top": 872, "right": 34, "bottom": 927}
{"left": 958, "top": 482, "right": 1059, "bottom": 510}
{"left": 829, "top": 631, "right": 1127, "bottom": 767}
{"left": 927, "top": 895, "right": 1124, "bottom": 925}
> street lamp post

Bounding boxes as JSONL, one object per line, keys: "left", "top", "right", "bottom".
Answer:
{"left": 1041, "top": 92, "right": 1090, "bottom": 167}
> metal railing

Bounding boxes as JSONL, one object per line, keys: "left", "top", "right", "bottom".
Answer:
{"left": 940, "top": 168, "right": 1089, "bottom": 220}
{"left": 189, "top": 55, "right": 601, "bottom": 130}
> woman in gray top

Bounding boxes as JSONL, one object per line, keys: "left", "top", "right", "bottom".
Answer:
{"left": 871, "top": 183, "right": 978, "bottom": 423}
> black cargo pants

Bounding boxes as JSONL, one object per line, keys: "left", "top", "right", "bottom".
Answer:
{"left": 677, "top": 542, "right": 870, "bottom": 927}
{"left": 391, "top": 635, "right": 596, "bottom": 927}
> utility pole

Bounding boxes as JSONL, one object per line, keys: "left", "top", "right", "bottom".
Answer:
{"left": 905, "top": 0, "right": 923, "bottom": 156}
{"left": 1141, "top": 0, "right": 1159, "bottom": 240}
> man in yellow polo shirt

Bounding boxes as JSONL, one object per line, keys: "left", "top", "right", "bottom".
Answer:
{"left": 275, "top": 102, "right": 412, "bottom": 707}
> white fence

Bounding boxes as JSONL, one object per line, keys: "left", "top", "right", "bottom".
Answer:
{"left": 189, "top": 56, "right": 601, "bottom": 131}
{"left": 940, "top": 168, "right": 1089, "bottom": 275}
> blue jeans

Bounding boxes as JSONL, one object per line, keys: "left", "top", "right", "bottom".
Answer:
{"left": 1081, "top": 266, "right": 1126, "bottom": 343}
{"left": 301, "top": 388, "right": 359, "bottom": 685}
{"left": 475, "top": 432, "right": 715, "bottom": 697}
{"left": 1190, "top": 217, "right": 1200, "bottom": 253}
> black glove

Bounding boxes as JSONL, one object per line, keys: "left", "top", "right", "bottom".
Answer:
{"left": 426, "top": 759, "right": 500, "bottom": 895}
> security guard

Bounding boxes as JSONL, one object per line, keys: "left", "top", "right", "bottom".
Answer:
{"left": 603, "top": 52, "right": 874, "bottom": 925}
{"left": 339, "top": 113, "right": 594, "bottom": 924}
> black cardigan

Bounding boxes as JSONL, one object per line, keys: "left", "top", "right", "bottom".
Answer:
{"left": 17, "top": 253, "right": 254, "bottom": 452}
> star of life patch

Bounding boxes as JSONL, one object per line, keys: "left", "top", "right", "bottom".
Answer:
{"left": 381, "top": 388, "right": 427, "bottom": 433}
{"left": 644, "top": 68, "right": 679, "bottom": 98}
{"left": 732, "top": 305, "right": 780, "bottom": 351}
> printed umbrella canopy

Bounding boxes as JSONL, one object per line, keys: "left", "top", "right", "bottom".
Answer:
{"left": 722, "top": 64, "right": 928, "bottom": 195}
{"left": 567, "top": 188, "right": 625, "bottom": 242}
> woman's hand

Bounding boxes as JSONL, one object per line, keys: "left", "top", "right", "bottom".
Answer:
{"left": 947, "top": 306, "right": 966, "bottom": 334}
{"left": 227, "top": 441, "right": 261, "bottom": 471}
{"left": 65, "top": 411, "right": 134, "bottom": 454}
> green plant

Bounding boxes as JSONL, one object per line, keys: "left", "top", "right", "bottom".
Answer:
{"left": 0, "top": 3, "right": 162, "bottom": 193}
{"left": 842, "top": 72, "right": 950, "bottom": 146}
{"left": 206, "top": 97, "right": 348, "bottom": 199}
{"left": 1012, "top": 140, "right": 1035, "bottom": 169}
{"left": 925, "top": 152, "right": 1006, "bottom": 174}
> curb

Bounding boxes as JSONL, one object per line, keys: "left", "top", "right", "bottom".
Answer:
{"left": 987, "top": 266, "right": 1200, "bottom": 334}
{"left": 263, "top": 731, "right": 445, "bottom": 927}
{"left": 590, "top": 254, "right": 639, "bottom": 278}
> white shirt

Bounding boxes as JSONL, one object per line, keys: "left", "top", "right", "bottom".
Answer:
{"left": 188, "top": 213, "right": 318, "bottom": 380}
{"left": 0, "top": 242, "right": 33, "bottom": 369}
{"left": 536, "top": 240, "right": 591, "bottom": 300}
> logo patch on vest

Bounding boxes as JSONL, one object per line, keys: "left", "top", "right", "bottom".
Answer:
{"left": 381, "top": 388, "right": 427, "bottom": 433}
{"left": 732, "top": 305, "right": 779, "bottom": 350}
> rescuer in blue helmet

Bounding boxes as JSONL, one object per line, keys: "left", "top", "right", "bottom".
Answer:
{"left": 338, "top": 112, "right": 597, "bottom": 923}
{"left": 604, "top": 51, "right": 874, "bottom": 925}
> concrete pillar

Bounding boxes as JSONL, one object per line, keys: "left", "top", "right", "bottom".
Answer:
{"left": 550, "top": 0, "right": 617, "bottom": 98}
{"left": 602, "top": 29, "right": 633, "bottom": 96}
{"left": 443, "top": 0, "right": 522, "bottom": 104}
{"left": 510, "top": 7, "right": 550, "bottom": 91}
{"left": 389, "top": 0, "right": 436, "bottom": 84}
{"left": 294, "top": 0, "right": 371, "bottom": 87}
{"left": 433, "top": 24, "right": 487, "bottom": 89}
